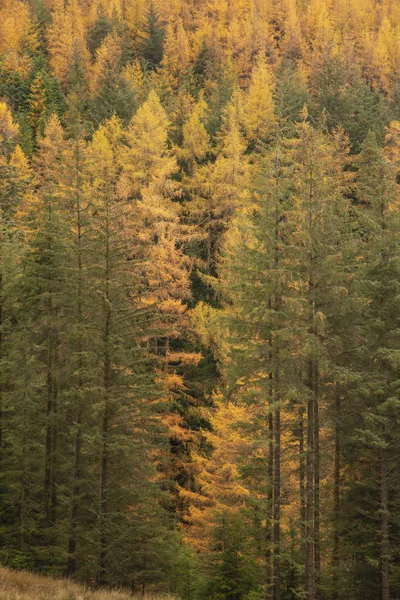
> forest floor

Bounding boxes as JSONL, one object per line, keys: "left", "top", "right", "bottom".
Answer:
{"left": 0, "top": 568, "right": 177, "bottom": 600}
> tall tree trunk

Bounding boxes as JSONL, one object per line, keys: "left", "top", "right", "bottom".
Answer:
{"left": 98, "top": 203, "right": 111, "bottom": 586}
{"left": 67, "top": 147, "right": 84, "bottom": 578}
{"left": 98, "top": 384, "right": 110, "bottom": 585}
{"left": 306, "top": 360, "right": 314, "bottom": 600}
{"left": 0, "top": 273, "right": 3, "bottom": 450}
{"left": 20, "top": 351, "right": 29, "bottom": 551}
{"left": 299, "top": 404, "right": 305, "bottom": 542}
{"left": 313, "top": 362, "right": 320, "bottom": 589}
{"left": 67, "top": 384, "right": 82, "bottom": 577}
{"left": 44, "top": 327, "right": 56, "bottom": 525}
{"left": 272, "top": 143, "right": 281, "bottom": 600}
{"left": 51, "top": 376, "right": 58, "bottom": 524}
{"left": 380, "top": 440, "right": 390, "bottom": 600}
{"left": 266, "top": 408, "right": 274, "bottom": 600}
{"left": 273, "top": 404, "right": 281, "bottom": 600}
{"left": 333, "top": 392, "right": 341, "bottom": 600}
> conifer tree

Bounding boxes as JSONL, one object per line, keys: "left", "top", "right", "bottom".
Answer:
{"left": 27, "top": 72, "right": 47, "bottom": 138}
{"left": 243, "top": 54, "right": 276, "bottom": 148}
{"left": 61, "top": 113, "right": 93, "bottom": 578}
{"left": 343, "top": 130, "right": 400, "bottom": 600}
{"left": 138, "top": 2, "right": 165, "bottom": 71}
{"left": 85, "top": 115, "right": 182, "bottom": 586}
{"left": 289, "top": 118, "right": 352, "bottom": 600}
{"left": 0, "top": 103, "right": 22, "bottom": 500}
{"left": 25, "top": 115, "right": 68, "bottom": 546}
{"left": 185, "top": 92, "right": 249, "bottom": 282}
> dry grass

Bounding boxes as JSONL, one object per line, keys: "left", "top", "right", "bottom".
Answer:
{"left": 0, "top": 567, "right": 177, "bottom": 600}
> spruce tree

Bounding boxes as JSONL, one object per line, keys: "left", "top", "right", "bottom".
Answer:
{"left": 138, "top": 2, "right": 165, "bottom": 71}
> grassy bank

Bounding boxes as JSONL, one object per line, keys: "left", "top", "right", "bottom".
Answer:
{"left": 0, "top": 568, "right": 177, "bottom": 600}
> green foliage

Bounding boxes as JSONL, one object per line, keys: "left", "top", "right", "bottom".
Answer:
{"left": 138, "top": 2, "right": 165, "bottom": 71}
{"left": 198, "top": 514, "right": 263, "bottom": 600}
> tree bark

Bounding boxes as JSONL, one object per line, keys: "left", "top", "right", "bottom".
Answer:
{"left": 98, "top": 200, "right": 111, "bottom": 586}
{"left": 67, "top": 143, "right": 84, "bottom": 578}
{"left": 44, "top": 326, "right": 57, "bottom": 526}
{"left": 306, "top": 361, "right": 314, "bottom": 600}
{"left": 67, "top": 393, "right": 82, "bottom": 577}
{"left": 273, "top": 404, "right": 281, "bottom": 600}
{"left": 0, "top": 273, "right": 3, "bottom": 450}
{"left": 381, "top": 442, "right": 390, "bottom": 600}
{"left": 313, "top": 362, "right": 320, "bottom": 589}
{"left": 333, "top": 393, "right": 341, "bottom": 600}
{"left": 299, "top": 405, "right": 305, "bottom": 541}
{"left": 266, "top": 408, "right": 274, "bottom": 600}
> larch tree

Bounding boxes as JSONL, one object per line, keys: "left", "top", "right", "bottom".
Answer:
{"left": 184, "top": 91, "right": 249, "bottom": 284}
{"left": 86, "top": 113, "right": 181, "bottom": 588}
{"left": 243, "top": 54, "right": 276, "bottom": 149}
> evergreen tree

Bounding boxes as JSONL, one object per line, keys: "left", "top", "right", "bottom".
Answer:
{"left": 341, "top": 131, "right": 400, "bottom": 600}
{"left": 138, "top": 2, "right": 165, "bottom": 71}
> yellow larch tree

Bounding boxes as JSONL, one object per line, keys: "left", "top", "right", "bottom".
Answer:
{"left": 47, "top": 0, "right": 89, "bottom": 84}
{"left": 368, "top": 16, "right": 396, "bottom": 95}
{"left": 27, "top": 73, "right": 47, "bottom": 137}
{"left": 281, "top": 0, "right": 303, "bottom": 59}
{"left": 178, "top": 94, "right": 211, "bottom": 176}
{"left": 33, "top": 113, "right": 65, "bottom": 188}
{"left": 243, "top": 54, "right": 276, "bottom": 147}
{"left": 163, "top": 18, "right": 191, "bottom": 82}
{"left": 184, "top": 397, "right": 255, "bottom": 553}
{"left": 119, "top": 90, "right": 196, "bottom": 402}
{"left": 249, "top": 0, "right": 276, "bottom": 59}
{"left": 0, "top": 102, "right": 19, "bottom": 147}
{"left": 90, "top": 33, "right": 123, "bottom": 94}
{"left": 0, "top": 0, "right": 37, "bottom": 76}
{"left": 383, "top": 121, "right": 400, "bottom": 179}
{"left": 302, "top": 0, "right": 338, "bottom": 62}
{"left": 9, "top": 145, "right": 36, "bottom": 228}
{"left": 121, "top": 59, "right": 146, "bottom": 104}
{"left": 185, "top": 90, "right": 249, "bottom": 274}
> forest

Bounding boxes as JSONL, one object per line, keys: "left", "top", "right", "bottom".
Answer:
{"left": 0, "top": 0, "right": 400, "bottom": 599}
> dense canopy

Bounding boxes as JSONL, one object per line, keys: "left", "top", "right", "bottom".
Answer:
{"left": 1, "top": 1, "right": 400, "bottom": 599}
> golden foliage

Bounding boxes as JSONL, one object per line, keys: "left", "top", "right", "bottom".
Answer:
{"left": 0, "top": 102, "right": 19, "bottom": 146}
